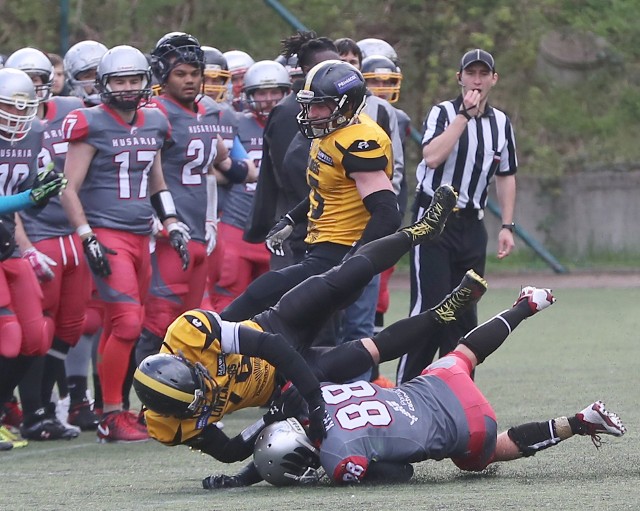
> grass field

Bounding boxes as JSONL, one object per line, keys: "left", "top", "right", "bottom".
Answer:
{"left": 2, "top": 284, "right": 639, "bottom": 511}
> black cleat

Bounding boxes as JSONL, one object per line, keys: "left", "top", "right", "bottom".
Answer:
{"left": 430, "top": 269, "right": 488, "bottom": 324}
{"left": 20, "top": 407, "right": 80, "bottom": 441}
{"left": 68, "top": 399, "right": 100, "bottom": 431}
{"left": 401, "top": 184, "right": 457, "bottom": 246}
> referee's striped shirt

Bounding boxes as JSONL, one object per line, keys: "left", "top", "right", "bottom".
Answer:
{"left": 415, "top": 96, "right": 517, "bottom": 210}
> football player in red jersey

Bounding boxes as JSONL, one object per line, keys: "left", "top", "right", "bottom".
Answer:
{"left": 60, "top": 45, "right": 189, "bottom": 443}
{"left": 0, "top": 68, "right": 59, "bottom": 448}
{"left": 206, "top": 288, "right": 625, "bottom": 488}
{"left": 5, "top": 47, "right": 87, "bottom": 440}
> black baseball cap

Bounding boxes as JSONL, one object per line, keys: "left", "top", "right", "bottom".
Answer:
{"left": 460, "top": 49, "right": 495, "bottom": 72}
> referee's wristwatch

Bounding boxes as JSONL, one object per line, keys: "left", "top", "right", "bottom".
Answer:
{"left": 501, "top": 222, "right": 516, "bottom": 232}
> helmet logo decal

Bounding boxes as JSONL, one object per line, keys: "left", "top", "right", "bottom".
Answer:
{"left": 334, "top": 73, "right": 360, "bottom": 93}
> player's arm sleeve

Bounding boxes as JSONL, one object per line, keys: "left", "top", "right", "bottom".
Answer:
{"left": 357, "top": 188, "right": 401, "bottom": 247}
{"left": 185, "top": 418, "right": 266, "bottom": 462}
{"left": 0, "top": 191, "right": 34, "bottom": 215}
{"left": 219, "top": 321, "right": 322, "bottom": 403}
{"left": 284, "top": 196, "right": 311, "bottom": 225}
{"left": 243, "top": 136, "right": 278, "bottom": 243}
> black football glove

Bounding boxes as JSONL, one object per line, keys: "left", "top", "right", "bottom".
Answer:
{"left": 82, "top": 234, "right": 117, "bottom": 277}
{"left": 306, "top": 392, "right": 331, "bottom": 446}
{"left": 167, "top": 222, "right": 190, "bottom": 271}
{"left": 265, "top": 214, "right": 294, "bottom": 257}
{"left": 263, "top": 382, "right": 307, "bottom": 425}
{"left": 202, "top": 474, "right": 246, "bottom": 490}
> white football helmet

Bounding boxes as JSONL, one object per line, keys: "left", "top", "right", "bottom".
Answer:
{"left": 0, "top": 68, "right": 38, "bottom": 143}
{"left": 5, "top": 47, "right": 54, "bottom": 103}
{"left": 242, "top": 60, "right": 291, "bottom": 117}
{"left": 223, "top": 50, "right": 255, "bottom": 77}
{"left": 0, "top": 67, "right": 39, "bottom": 142}
{"left": 96, "top": 45, "right": 152, "bottom": 111}
{"left": 253, "top": 418, "right": 322, "bottom": 486}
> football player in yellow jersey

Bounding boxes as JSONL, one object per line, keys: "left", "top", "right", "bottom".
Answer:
{"left": 221, "top": 60, "right": 401, "bottom": 322}
{"left": 134, "top": 185, "right": 490, "bottom": 468}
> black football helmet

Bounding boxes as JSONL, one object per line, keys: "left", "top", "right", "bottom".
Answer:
{"left": 361, "top": 54, "right": 402, "bottom": 103}
{"left": 151, "top": 31, "right": 204, "bottom": 85}
{"left": 296, "top": 60, "right": 366, "bottom": 139}
{"left": 202, "top": 46, "right": 230, "bottom": 102}
{"left": 133, "top": 352, "right": 215, "bottom": 419}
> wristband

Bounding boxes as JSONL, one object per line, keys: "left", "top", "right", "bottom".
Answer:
{"left": 76, "top": 224, "right": 93, "bottom": 238}
{"left": 459, "top": 108, "right": 473, "bottom": 121}
{"left": 501, "top": 223, "right": 515, "bottom": 232}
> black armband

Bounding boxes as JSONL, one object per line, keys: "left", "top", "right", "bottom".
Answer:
{"left": 358, "top": 189, "right": 401, "bottom": 247}
{"left": 287, "top": 196, "right": 311, "bottom": 225}
{"left": 150, "top": 189, "right": 177, "bottom": 222}
{"left": 223, "top": 158, "right": 249, "bottom": 184}
{"left": 185, "top": 421, "right": 261, "bottom": 463}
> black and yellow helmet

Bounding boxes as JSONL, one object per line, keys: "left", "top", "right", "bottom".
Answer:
{"left": 133, "top": 352, "right": 214, "bottom": 419}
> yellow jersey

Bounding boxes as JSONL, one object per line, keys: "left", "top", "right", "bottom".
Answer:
{"left": 305, "top": 112, "right": 393, "bottom": 246}
{"left": 145, "top": 310, "right": 278, "bottom": 445}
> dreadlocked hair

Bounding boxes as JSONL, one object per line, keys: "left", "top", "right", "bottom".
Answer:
{"left": 280, "top": 30, "right": 337, "bottom": 70}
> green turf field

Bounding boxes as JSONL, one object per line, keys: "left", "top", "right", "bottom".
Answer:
{"left": 2, "top": 286, "right": 638, "bottom": 510}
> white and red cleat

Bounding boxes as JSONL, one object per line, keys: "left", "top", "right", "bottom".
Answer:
{"left": 513, "top": 286, "right": 555, "bottom": 314}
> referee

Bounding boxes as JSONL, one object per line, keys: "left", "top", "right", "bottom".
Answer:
{"left": 397, "top": 48, "right": 518, "bottom": 384}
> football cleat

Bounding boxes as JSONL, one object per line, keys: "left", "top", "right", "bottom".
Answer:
{"left": 430, "top": 269, "right": 488, "bottom": 324}
{"left": 20, "top": 406, "right": 80, "bottom": 441}
{"left": 400, "top": 184, "right": 457, "bottom": 246}
{"left": 576, "top": 401, "right": 626, "bottom": 448}
{"left": 0, "top": 424, "right": 28, "bottom": 449}
{"left": 1, "top": 397, "right": 23, "bottom": 428}
{"left": 97, "top": 411, "right": 149, "bottom": 443}
{"left": 513, "top": 286, "right": 555, "bottom": 315}
{"left": 0, "top": 439, "right": 12, "bottom": 451}
{"left": 68, "top": 399, "right": 100, "bottom": 431}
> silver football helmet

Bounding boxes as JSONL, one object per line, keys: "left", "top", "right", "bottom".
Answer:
{"left": 64, "top": 40, "right": 108, "bottom": 105}
{"left": 356, "top": 38, "right": 399, "bottom": 65}
{"left": 0, "top": 68, "right": 38, "bottom": 143}
{"left": 242, "top": 60, "right": 291, "bottom": 117}
{"left": 5, "top": 47, "right": 54, "bottom": 103}
{"left": 253, "top": 418, "right": 322, "bottom": 486}
{"left": 96, "top": 45, "right": 152, "bottom": 111}
{"left": 223, "top": 50, "right": 255, "bottom": 76}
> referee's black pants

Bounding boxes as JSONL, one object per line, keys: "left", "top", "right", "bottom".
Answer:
{"left": 397, "top": 211, "right": 488, "bottom": 384}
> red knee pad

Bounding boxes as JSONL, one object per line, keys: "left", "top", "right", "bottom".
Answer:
{"left": 0, "top": 317, "right": 23, "bottom": 358}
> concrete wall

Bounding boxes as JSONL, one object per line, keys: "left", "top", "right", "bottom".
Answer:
{"left": 485, "top": 170, "right": 640, "bottom": 256}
